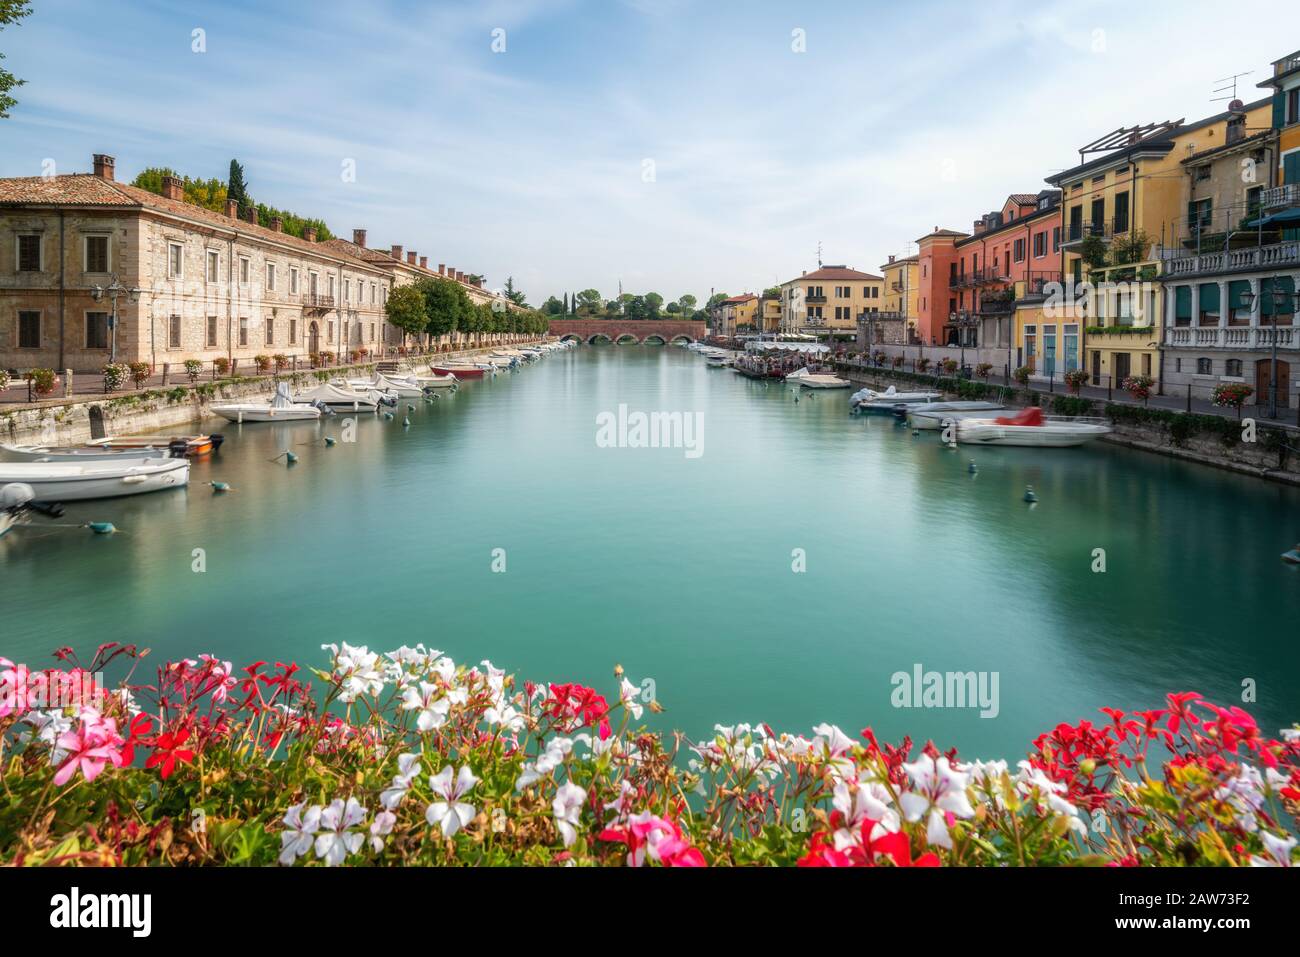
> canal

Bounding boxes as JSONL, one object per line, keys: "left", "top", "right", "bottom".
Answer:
{"left": 3, "top": 344, "right": 1298, "bottom": 759}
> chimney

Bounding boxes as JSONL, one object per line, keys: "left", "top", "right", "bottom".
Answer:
{"left": 353, "top": 228, "right": 367, "bottom": 248}
{"left": 92, "top": 154, "right": 116, "bottom": 181}
{"left": 303, "top": 226, "right": 317, "bottom": 243}
{"left": 225, "top": 198, "right": 239, "bottom": 219}
{"left": 270, "top": 216, "right": 284, "bottom": 233}
{"left": 438, "top": 264, "right": 446, "bottom": 275}
{"left": 476, "top": 278, "right": 483, "bottom": 288}
{"left": 161, "top": 175, "right": 184, "bottom": 201}
{"left": 456, "top": 270, "right": 464, "bottom": 282}
{"left": 419, "top": 256, "right": 428, "bottom": 269}
{"left": 244, "top": 205, "right": 257, "bottom": 224}
{"left": 407, "top": 251, "right": 417, "bottom": 265}
{"left": 391, "top": 244, "right": 403, "bottom": 261}
{"left": 973, "top": 220, "right": 986, "bottom": 236}
{"left": 888, "top": 254, "right": 895, "bottom": 264}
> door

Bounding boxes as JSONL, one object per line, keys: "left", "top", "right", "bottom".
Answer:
{"left": 1257, "top": 359, "right": 1291, "bottom": 410}
{"left": 1091, "top": 350, "right": 1101, "bottom": 386}
{"left": 308, "top": 321, "right": 320, "bottom": 355}
{"left": 1113, "top": 352, "right": 1131, "bottom": 387}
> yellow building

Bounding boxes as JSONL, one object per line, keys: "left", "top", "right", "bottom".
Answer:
{"left": 715, "top": 294, "right": 757, "bottom": 336}
{"left": 779, "top": 265, "right": 883, "bottom": 335}
{"left": 1258, "top": 48, "right": 1300, "bottom": 236}
{"left": 1045, "top": 98, "right": 1274, "bottom": 387}
{"left": 756, "top": 294, "right": 782, "bottom": 333}
{"left": 880, "top": 254, "right": 918, "bottom": 329}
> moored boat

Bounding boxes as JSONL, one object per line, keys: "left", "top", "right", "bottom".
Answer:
{"left": 849, "top": 386, "right": 943, "bottom": 410}
{"left": 211, "top": 382, "right": 323, "bottom": 423}
{"left": 294, "top": 381, "right": 390, "bottom": 412}
{"left": 432, "top": 364, "right": 485, "bottom": 379}
{"left": 84, "top": 434, "right": 221, "bottom": 456}
{"left": 2, "top": 441, "right": 187, "bottom": 463}
{"left": 906, "top": 403, "right": 1007, "bottom": 430}
{"left": 0, "top": 457, "right": 190, "bottom": 502}
{"left": 955, "top": 407, "right": 1111, "bottom": 447}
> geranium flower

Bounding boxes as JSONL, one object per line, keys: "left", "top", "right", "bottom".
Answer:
{"left": 600, "top": 810, "right": 705, "bottom": 866}
{"left": 314, "top": 797, "right": 367, "bottom": 866}
{"left": 1250, "top": 831, "right": 1296, "bottom": 867}
{"left": 279, "top": 802, "right": 321, "bottom": 866}
{"left": 369, "top": 811, "right": 396, "bottom": 853}
{"left": 321, "top": 642, "right": 385, "bottom": 702}
{"left": 145, "top": 727, "right": 195, "bottom": 780}
{"left": 425, "top": 765, "right": 478, "bottom": 838}
{"left": 401, "top": 682, "right": 450, "bottom": 732}
{"left": 898, "top": 754, "right": 974, "bottom": 849}
{"left": 552, "top": 781, "right": 586, "bottom": 848}
{"left": 52, "top": 712, "right": 127, "bottom": 786}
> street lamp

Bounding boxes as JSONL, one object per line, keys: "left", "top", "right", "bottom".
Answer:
{"left": 89, "top": 273, "right": 142, "bottom": 364}
{"left": 1239, "top": 281, "right": 1300, "bottom": 419}
{"left": 953, "top": 309, "right": 978, "bottom": 376}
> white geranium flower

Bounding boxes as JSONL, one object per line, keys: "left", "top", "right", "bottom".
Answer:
{"left": 279, "top": 801, "right": 321, "bottom": 866}
{"left": 552, "top": 781, "right": 586, "bottom": 848}
{"left": 402, "top": 681, "right": 450, "bottom": 732}
{"left": 314, "top": 797, "right": 367, "bottom": 866}
{"left": 321, "top": 642, "right": 385, "bottom": 702}
{"left": 369, "top": 811, "right": 396, "bottom": 853}
{"left": 425, "top": 765, "right": 478, "bottom": 838}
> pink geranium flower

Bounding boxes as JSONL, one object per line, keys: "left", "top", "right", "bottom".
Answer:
{"left": 52, "top": 712, "right": 127, "bottom": 786}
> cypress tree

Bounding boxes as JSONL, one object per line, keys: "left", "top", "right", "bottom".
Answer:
{"left": 228, "top": 159, "right": 249, "bottom": 212}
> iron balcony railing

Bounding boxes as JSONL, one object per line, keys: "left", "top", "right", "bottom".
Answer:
{"left": 301, "top": 293, "right": 336, "bottom": 309}
{"left": 1063, "top": 219, "right": 1122, "bottom": 244}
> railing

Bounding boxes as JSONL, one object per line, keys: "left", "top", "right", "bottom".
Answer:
{"left": 1273, "top": 51, "right": 1300, "bottom": 76}
{"left": 300, "top": 293, "right": 336, "bottom": 309}
{"left": 1163, "top": 240, "right": 1300, "bottom": 277}
{"left": 1165, "top": 325, "right": 1297, "bottom": 349}
{"left": 805, "top": 295, "right": 827, "bottom": 304}
{"left": 1263, "top": 184, "right": 1300, "bottom": 209}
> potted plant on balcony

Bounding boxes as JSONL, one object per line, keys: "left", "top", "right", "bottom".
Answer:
{"left": 183, "top": 359, "right": 203, "bottom": 384}
{"left": 1064, "top": 368, "right": 1090, "bottom": 395}
{"left": 102, "top": 363, "right": 129, "bottom": 393}
{"left": 128, "top": 361, "right": 151, "bottom": 389}
{"left": 1212, "top": 382, "right": 1254, "bottom": 420}
{"left": 273, "top": 354, "right": 289, "bottom": 373}
{"left": 253, "top": 354, "right": 272, "bottom": 375}
{"left": 1123, "top": 374, "right": 1155, "bottom": 406}
{"left": 975, "top": 362, "right": 992, "bottom": 380}
{"left": 214, "top": 357, "right": 230, "bottom": 377}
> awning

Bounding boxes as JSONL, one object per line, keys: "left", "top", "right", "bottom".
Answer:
{"left": 1244, "top": 207, "right": 1300, "bottom": 227}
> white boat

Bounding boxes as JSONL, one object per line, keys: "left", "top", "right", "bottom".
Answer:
{"left": 956, "top": 407, "right": 1111, "bottom": 447}
{"left": 1, "top": 442, "right": 185, "bottom": 463}
{"left": 211, "top": 382, "right": 323, "bottom": 423}
{"left": 786, "top": 368, "right": 851, "bottom": 389}
{"left": 294, "top": 381, "right": 390, "bottom": 413}
{"left": 907, "top": 403, "right": 1007, "bottom": 430}
{"left": 344, "top": 373, "right": 428, "bottom": 397}
{"left": 0, "top": 457, "right": 190, "bottom": 502}
{"left": 408, "top": 372, "right": 459, "bottom": 388}
{"left": 849, "top": 385, "right": 943, "bottom": 409}
{"left": 1, "top": 483, "right": 33, "bottom": 537}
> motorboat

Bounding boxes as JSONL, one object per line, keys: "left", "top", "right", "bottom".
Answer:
{"left": 2, "top": 441, "right": 187, "bottom": 462}
{"left": 786, "top": 368, "right": 850, "bottom": 389}
{"left": 343, "top": 373, "right": 428, "bottom": 398}
{"left": 294, "top": 381, "right": 391, "bottom": 413}
{"left": 850, "top": 385, "right": 943, "bottom": 411}
{"left": 0, "top": 457, "right": 190, "bottom": 502}
{"left": 956, "top": 407, "right": 1112, "bottom": 447}
{"left": 83, "top": 434, "right": 222, "bottom": 456}
{"left": 210, "top": 382, "right": 324, "bottom": 423}
{"left": 907, "top": 403, "right": 1007, "bottom": 430}
{"left": 705, "top": 351, "right": 736, "bottom": 367}
{"left": 408, "top": 371, "right": 459, "bottom": 388}
{"left": 1, "top": 482, "right": 65, "bottom": 538}
{"left": 433, "top": 364, "right": 485, "bottom": 379}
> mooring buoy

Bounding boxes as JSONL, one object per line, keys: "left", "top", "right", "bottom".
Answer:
{"left": 1023, "top": 485, "right": 1038, "bottom": 504}
{"left": 324, "top": 437, "right": 336, "bottom": 447}
{"left": 208, "top": 481, "right": 232, "bottom": 492}
{"left": 87, "top": 522, "right": 116, "bottom": 535}
{"left": 968, "top": 461, "right": 978, "bottom": 474}
{"left": 403, "top": 417, "right": 411, "bottom": 428}
{"left": 1282, "top": 543, "right": 1300, "bottom": 564}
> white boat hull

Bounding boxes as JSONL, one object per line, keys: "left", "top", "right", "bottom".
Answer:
{"left": 956, "top": 420, "right": 1111, "bottom": 447}
{"left": 1, "top": 443, "right": 172, "bottom": 463}
{"left": 793, "top": 375, "right": 851, "bottom": 389}
{"left": 211, "top": 405, "right": 321, "bottom": 422}
{"left": 0, "top": 458, "right": 190, "bottom": 501}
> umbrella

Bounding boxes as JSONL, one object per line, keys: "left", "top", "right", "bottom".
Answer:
{"left": 1243, "top": 207, "right": 1300, "bottom": 228}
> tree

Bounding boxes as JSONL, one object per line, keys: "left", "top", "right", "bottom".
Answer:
{"left": 0, "top": 1, "right": 32, "bottom": 119}
{"left": 625, "top": 295, "right": 649, "bottom": 321}
{"left": 541, "top": 296, "right": 564, "bottom": 316}
{"left": 576, "top": 289, "right": 602, "bottom": 315}
{"left": 706, "top": 292, "right": 729, "bottom": 311}
{"left": 677, "top": 294, "right": 697, "bottom": 314}
{"left": 385, "top": 284, "right": 428, "bottom": 343}
{"left": 762, "top": 287, "right": 781, "bottom": 298}
{"left": 665, "top": 302, "right": 681, "bottom": 314}
{"left": 644, "top": 292, "right": 664, "bottom": 317}
{"left": 420, "top": 277, "right": 473, "bottom": 342}
{"left": 227, "top": 160, "right": 249, "bottom": 213}
{"left": 504, "top": 276, "right": 527, "bottom": 307}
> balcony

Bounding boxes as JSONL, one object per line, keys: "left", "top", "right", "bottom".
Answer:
{"left": 1163, "top": 240, "right": 1300, "bottom": 278}
{"left": 805, "top": 295, "right": 827, "bottom": 304}
{"left": 1164, "top": 325, "right": 1297, "bottom": 349}
{"left": 300, "top": 293, "right": 336, "bottom": 312}
{"left": 1061, "top": 220, "right": 1120, "bottom": 247}
{"left": 1263, "top": 184, "right": 1300, "bottom": 209}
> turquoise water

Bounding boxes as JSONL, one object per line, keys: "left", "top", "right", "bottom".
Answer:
{"left": 3, "top": 345, "right": 1298, "bottom": 760}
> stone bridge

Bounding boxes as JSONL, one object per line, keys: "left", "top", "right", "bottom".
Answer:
{"left": 546, "top": 318, "right": 706, "bottom": 344}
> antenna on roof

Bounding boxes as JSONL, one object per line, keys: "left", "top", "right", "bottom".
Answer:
{"left": 1211, "top": 72, "right": 1252, "bottom": 104}
{"left": 816, "top": 241, "right": 823, "bottom": 268}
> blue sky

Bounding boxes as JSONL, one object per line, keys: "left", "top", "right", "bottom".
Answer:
{"left": 3, "top": 0, "right": 1298, "bottom": 306}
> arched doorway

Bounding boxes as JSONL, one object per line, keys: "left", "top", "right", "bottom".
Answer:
{"left": 1256, "top": 358, "right": 1291, "bottom": 411}
{"left": 308, "top": 321, "right": 320, "bottom": 355}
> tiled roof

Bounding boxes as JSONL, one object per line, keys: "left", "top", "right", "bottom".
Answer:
{"left": 1007, "top": 193, "right": 1039, "bottom": 205}
{"left": 318, "top": 237, "right": 399, "bottom": 264}
{"left": 788, "top": 267, "right": 882, "bottom": 282}
{"left": 720, "top": 293, "right": 757, "bottom": 304}
{"left": 881, "top": 254, "right": 918, "bottom": 268}
{"left": 915, "top": 228, "right": 969, "bottom": 242}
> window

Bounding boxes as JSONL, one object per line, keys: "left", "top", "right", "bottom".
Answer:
{"left": 239, "top": 317, "right": 248, "bottom": 347}
{"left": 1288, "top": 87, "right": 1300, "bottom": 125}
{"left": 84, "top": 235, "right": 109, "bottom": 273}
{"left": 1113, "top": 191, "right": 1130, "bottom": 233}
{"left": 370, "top": 283, "right": 376, "bottom": 305}
{"left": 169, "top": 315, "right": 181, "bottom": 349}
{"left": 327, "top": 321, "right": 335, "bottom": 340}
{"left": 1188, "top": 198, "right": 1213, "bottom": 235}
{"left": 17, "top": 235, "right": 41, "bottom": 272}
{"left": 85, "top": 312, "right": 109, "bottom": 349}
{"left": 344, "top": 279, "right": 351, "bottom": 303}
{"left": 1194, "top": 165, "right": 1211, "bottom": 182}
{"left": 206, "top": 250, "right": 219, "bottom": 283}
{"left": 18, "top": 310, "right": 40, "bottom": 348}
{"left": 369, "top": 323, "right": 375, "bottom": 342}
{"left": 1013, "top": 238, "right": 1026, "bottom": 263}
{"left": 265, "top": 319, "right": 274, "bottom": 346}
{"left": 266, "top": 263, "right": 276, "bottom": 291}
{"left": 1032, "top": 232, "right": 1047, "bottom": 258}
{"left": 289, "top": 319, "right": 298, "bottom": 344}
{"left": 239, "top": 257, "right": 250, "bottom": 284}
{"left": 328, "top": 276, "right": 336, "bottom": 300}
{"left": 1226, "top": 359, "right": 1243, "bottom": 377}
{"left": 290, "top": 267, "right": 299, "bottom": 295}
{"left": 168, "top": 243, "right": 184, "bottom": 279}
{"left": 206, "top": 316, "right": 218, "bottom": 347}
{"left": 1052, "top": 226, "right": 1061, "bottom": 253}
{"left": 1197, "top": 358, "right": 1212, "bottom": 375}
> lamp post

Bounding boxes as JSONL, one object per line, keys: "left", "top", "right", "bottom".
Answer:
{"left": 954, "top": 309, "right": 977, "bottom": 376}
{"left": 90, "top": 273, "right": 141, "bottom": 365}
{"left": 1239, "top": 282, "right": 1300, "bottom": 420}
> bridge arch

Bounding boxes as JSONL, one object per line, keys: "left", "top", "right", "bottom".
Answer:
{"left": 587, "top": 333, "right": 613, "bottom": 344}
{"left": 670, "top": 335, "right": 693, "bottom": 344}
{"left": 616, "top": 334, "right": 639, "bottom": 344}
{"left": 559, "top": 333, "right": 583, "bottom": 343}
{"left": 642, "top": 334, "right": 666, "bottom": 345}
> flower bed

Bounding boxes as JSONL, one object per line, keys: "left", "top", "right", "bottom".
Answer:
{"left": 1, "top": 645, "right": 1296, "bottom": 867}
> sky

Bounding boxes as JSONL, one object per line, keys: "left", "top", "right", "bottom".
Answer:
{"left": 3, "top": 0, "right": 1299, "bottom": 307}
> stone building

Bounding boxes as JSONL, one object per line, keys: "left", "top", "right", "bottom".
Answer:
{"left": 0, "top": 153, "right": 516, "bottom": 374}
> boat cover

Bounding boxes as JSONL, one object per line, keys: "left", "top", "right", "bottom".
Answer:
{"left": 995, "top": 407, "right": 1043, "bottom": 426}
